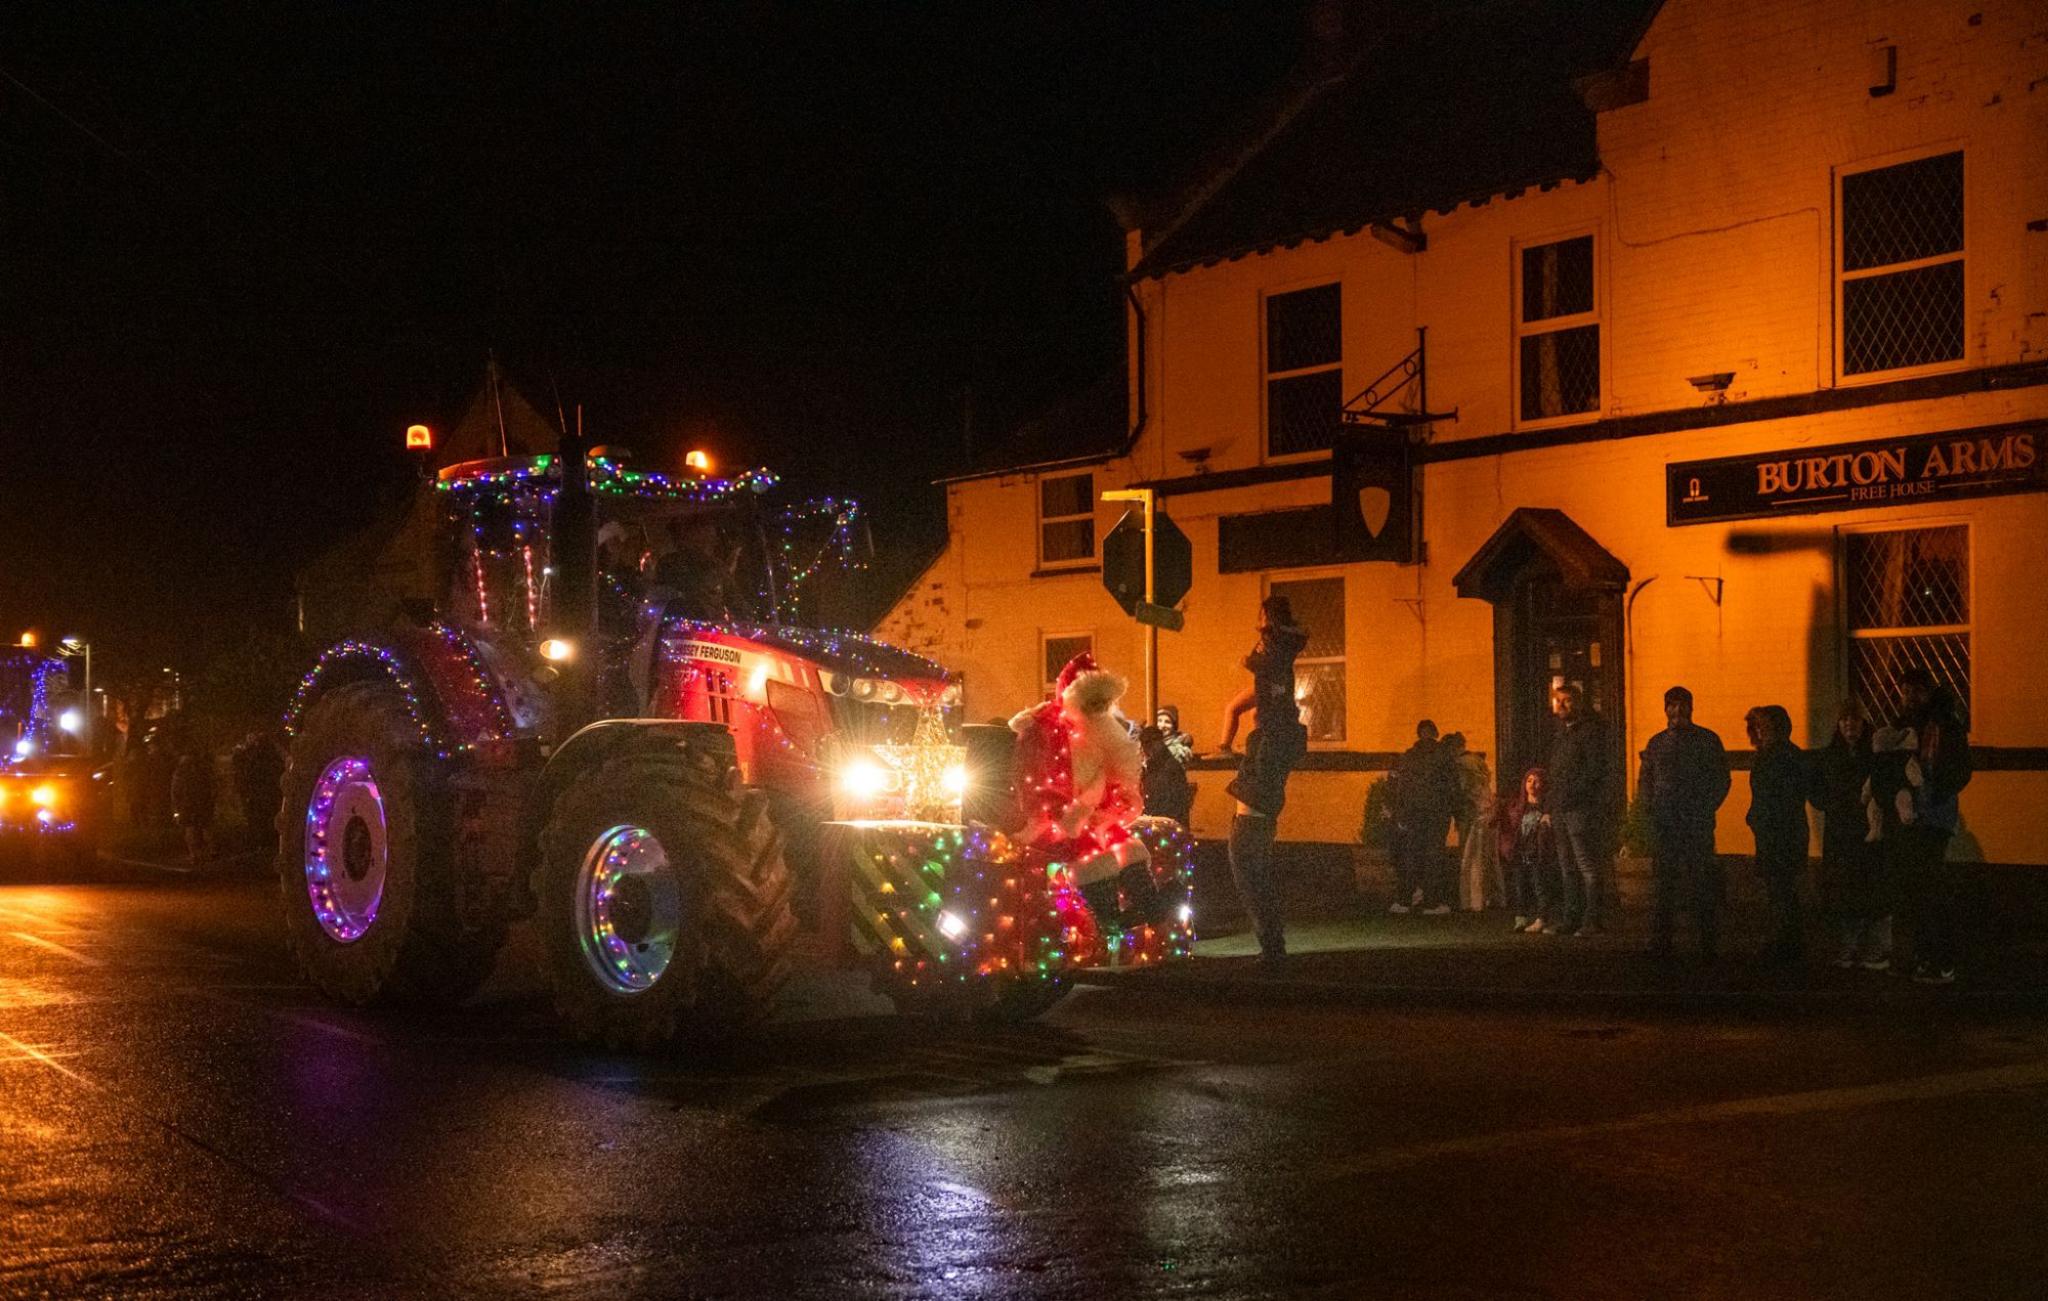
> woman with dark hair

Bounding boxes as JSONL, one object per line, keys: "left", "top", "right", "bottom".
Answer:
{"left": 1493, "top": 766, "right": 1559, "bottom": 933}
{"left": 1811, "top": 699, "right": 1883, "bottom": 968}
{"left": 1216, "top": 594, "right": 1310, "bottom": 962}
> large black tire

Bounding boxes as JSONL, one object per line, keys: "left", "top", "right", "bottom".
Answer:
{"left": 539, "top": 740, "right": 797, "bottom": 1050}
{"left": 276, "top": 682, "right": 504, "bottom": 1006}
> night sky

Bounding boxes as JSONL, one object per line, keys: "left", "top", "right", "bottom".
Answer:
{"left": 1, "top": 2, "right": 1313, "bottom": 674}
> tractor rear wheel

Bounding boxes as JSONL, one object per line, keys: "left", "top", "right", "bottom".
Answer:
{"left": 276, "top": 682, "right": 504, "bottom": 1005}
{"left": 539, "top": 742, "right": 797, "bottom": 1049}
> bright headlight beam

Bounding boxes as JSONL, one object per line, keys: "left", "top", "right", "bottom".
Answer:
{"left": 839, "top": 758, "right": 887, "bottom": 800}
{"left": 935, "top": 910, "right": 969, "bottom": 942}
{"left": 942, "top": 764, "right": 969, "bottom": 797}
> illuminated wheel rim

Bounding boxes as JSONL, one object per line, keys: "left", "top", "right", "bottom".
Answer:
{"left": 575, "top": 825, "right": 682, "bottom": 996}
{"left": 303, "top": 756, "right": 388, "bottom": 944}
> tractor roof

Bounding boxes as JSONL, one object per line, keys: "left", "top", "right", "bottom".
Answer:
{"left": 436, "top": 453, "right": 779, "bottom": 505}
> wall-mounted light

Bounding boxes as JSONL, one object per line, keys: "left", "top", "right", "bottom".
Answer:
{"left": 1686, "top": 373, "right": 1735, "bottom": 406}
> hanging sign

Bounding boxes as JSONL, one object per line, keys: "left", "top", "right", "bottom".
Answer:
{"left": 1667, "top": 421, "right": 2045, "bottom": 526}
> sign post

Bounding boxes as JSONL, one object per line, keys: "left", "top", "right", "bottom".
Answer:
{"left": 1102, "top": 488, "right": 1156, "bottom": 719}
{"left": 1101, "top": 489, "right": 1193, "bottom": 718}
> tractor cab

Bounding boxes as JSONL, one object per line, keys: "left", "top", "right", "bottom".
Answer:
{"left": 432, "top": 448, "right": 957, "bottom": 816}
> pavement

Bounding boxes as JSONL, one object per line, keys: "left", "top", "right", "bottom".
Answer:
{"left": 1130, "top": 910, "right": 2048, "bottom": 1013}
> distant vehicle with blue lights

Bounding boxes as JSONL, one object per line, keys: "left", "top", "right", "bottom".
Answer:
{"left": 279, "top": 420, "right": 1190, "bottom": 1048}
{"left": 0, "top": 642, "right": 106, "bottom": 867}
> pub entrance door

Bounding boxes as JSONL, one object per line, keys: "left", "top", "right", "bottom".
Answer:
{"left": 1451, "top": 508, "right": 1630, "bottom": 802}
{"left": 1500, "top": 574, "right": 1626, "bottom": 792}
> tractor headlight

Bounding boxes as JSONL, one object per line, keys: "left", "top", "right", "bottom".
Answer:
{"left": 935, "top": 909, "right": 969, "bottom": 943}
{"left": 940, "top": 681, "right": 963, "bottom": 708}
{"left": 539, "top": 637, "right": 576, "bottom": 663}
{"left": 942, "top": 764, "right": 969, "bottom": 797}
{"left": 850, "top": 677, "right": 878, "bottom": 702}
{"left": 838, "top": 756, "right": 889, "bottom": 802}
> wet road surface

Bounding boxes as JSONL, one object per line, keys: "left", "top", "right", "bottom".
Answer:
{"left": 5, "top": 863, "right": 2048, "bottom": 1299}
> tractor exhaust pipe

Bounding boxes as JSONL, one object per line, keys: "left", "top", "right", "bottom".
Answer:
{"left": 547, "top": 406, "right": 599, "bottom": 729}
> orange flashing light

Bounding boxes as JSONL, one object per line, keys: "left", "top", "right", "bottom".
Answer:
{"left": 405, "top": 424, "right": 434, "bottom": 451}
{"left": 17, "top": 632, "right": 36, "bottom": 649}
{"left": 684, "top": 449, "right": 713, "bottom": 473}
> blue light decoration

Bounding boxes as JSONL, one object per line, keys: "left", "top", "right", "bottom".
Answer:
{"left": 0, "top": 651, "right": 68, "bottom": 765}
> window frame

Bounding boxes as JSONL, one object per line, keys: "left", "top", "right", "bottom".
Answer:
{"left": 1833, "top": 145, "right": 1968, "bottom": 386}
{"left": 1836, "top": 517, "right": 1974, "bottom": 722}
{"left": 1264, "top": 571, "right": 1347, "bottom": 746}
{"left": 1036, "top": 471, "right": 1097, "bottom": 570}
{"left": 1039, "top": 630, "right": 1095, "bottom": 693}
{"left": 1260, "top": 280, "right": 1344, "bottom": 465}
{"left": 1511, "top": 228, "right": 1605, "bottom": 430}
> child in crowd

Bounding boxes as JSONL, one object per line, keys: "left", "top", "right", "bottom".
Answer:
{"left": 1492, "top": 766, "right": 1559, "bottom": 934}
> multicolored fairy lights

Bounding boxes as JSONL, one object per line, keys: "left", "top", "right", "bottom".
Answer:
{"left": 574, "top": 824, "right": 681, "bottom": 995}
{"left": 303, "top": 755, "right": 386, "bottom": 943}
{"left": 283, "top": 624, "right": 513, "bottom": 761}
{"left": 838, "top": 816, "right": 1194, "bottom": 1000}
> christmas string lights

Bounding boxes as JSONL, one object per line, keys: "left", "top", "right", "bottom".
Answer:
{"left": 283, "top": 624, "right": 514, "bottom": 761}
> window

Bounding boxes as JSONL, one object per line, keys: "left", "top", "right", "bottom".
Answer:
{"left": 1038, "top": 473, "right": 1095, "bottom": 565}
{"left": 1839, "top": 151, "right": 1964, "bottom": 377}
{"left": 1041, "top": 632, "right": 1093, "bottom": 691}
{"left": 1515, "top": 234, "right": 1601, "bottom": 423}
{"left": 1844, "top": 525, "right": 1970, "bottom": 723}
{"left": 1264, "top": 283, "right": 1341, "bottom": 458}
{"left": 1267, "top": 575, "right": 1345, "bottom": 742}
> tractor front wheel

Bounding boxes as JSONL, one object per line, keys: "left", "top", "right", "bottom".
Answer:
{"left": 539, "top": 743, "right": 797, "bottom": 1050}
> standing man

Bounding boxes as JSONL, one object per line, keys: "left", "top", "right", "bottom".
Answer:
{"left": 1545, "top": 682, "right": 1615, "bottom": 937}
{"left": 1217, "top": 595, "right": 1311, "bottom": 963}
{"left": 1639, "top": 687, "right": 1731, "bottom": 961}
{"left": 1386, "top": 720, "right": 1451, "bottom": 914}
{"left": 1745, "top": 704, "right": 1811, "bottom": 963}
{"left": 1896, "top": 668, "right": 1973, "bottom": 985}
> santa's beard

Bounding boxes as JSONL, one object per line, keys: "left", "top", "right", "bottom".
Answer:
{"left": 1068, "top": 704, "right": 1142, "bottom": 799}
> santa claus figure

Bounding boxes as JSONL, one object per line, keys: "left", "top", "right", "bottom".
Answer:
{"left": 1009, "top": 652, "right": 1152, "bottom": 923}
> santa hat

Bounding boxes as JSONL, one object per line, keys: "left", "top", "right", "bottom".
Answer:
{"left": 1054, "top": 651, "right": 1099, "bottom": 696}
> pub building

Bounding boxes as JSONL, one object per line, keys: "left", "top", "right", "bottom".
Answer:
{"left": 877, "top": 0, "right": 2048, "bottom": 872}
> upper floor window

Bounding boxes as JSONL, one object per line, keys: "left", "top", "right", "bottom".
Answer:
{"left": 1038, "top": 472, "right": 1095, "bottom": 566}
{"left": 1264, "top": 283, "right": 1341, "bottom": 458}
{"left": 1267, "top": 574, "right": 1346, "bottom": 743}
{"left": 1839, "top": 151, "right": 1964, "bottom": 377}
{"left": 1515, "top": 234, "right": 1601, "bottom": 424}
{"left": 1042, "top": 631, "right": 1094, "bottom": 691}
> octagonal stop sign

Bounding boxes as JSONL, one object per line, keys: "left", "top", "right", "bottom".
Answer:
{"left": 1101, "top": 508, "right": 1192, "bottom": 619}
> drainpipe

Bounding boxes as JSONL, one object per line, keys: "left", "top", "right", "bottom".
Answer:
{"left": 1623, "top": 576, "right": 1657, "bottom": 799}
{"left": 1123, "top": 282, "right": 1149, "bottom": 452}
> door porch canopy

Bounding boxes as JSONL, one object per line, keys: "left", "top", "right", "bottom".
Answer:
{"left": 1452, "top": 507, "right": 1630, "bottom": 602}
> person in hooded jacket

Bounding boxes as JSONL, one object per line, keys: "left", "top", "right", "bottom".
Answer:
{"left": 1894, "top": 668, "right": 1973, "bottom": 985}
{"left": 1810, "top": 699, "right": 1884, "bottom": 968}
{"left": 1745, "top": 704, "right": 1811, "bottom": 963}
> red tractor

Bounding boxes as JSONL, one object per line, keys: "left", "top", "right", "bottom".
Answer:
{"left": 280, "top": 430, "right": 1191, "bottom": 1046}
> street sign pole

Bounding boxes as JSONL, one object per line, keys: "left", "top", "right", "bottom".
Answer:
{"left": 1102, "top": 487, "right": 1158, "bottom": 719}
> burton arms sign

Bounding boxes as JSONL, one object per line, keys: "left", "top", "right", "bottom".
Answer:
{"left": 1667, "top": 420, "right": 2046, "bottom": 526}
